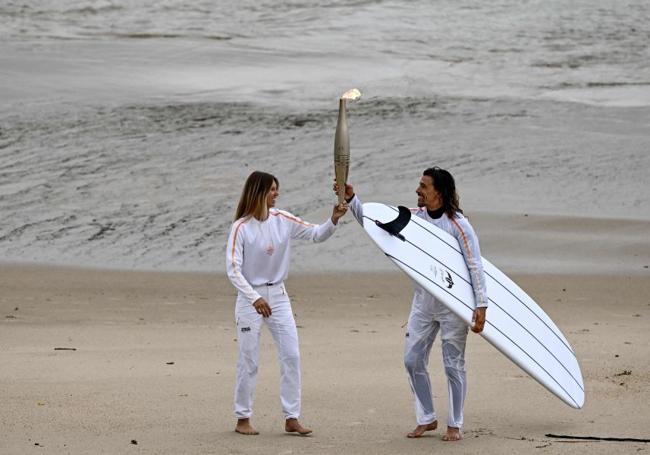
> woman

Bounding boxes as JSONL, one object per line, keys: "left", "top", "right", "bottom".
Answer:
{"left": 226, "top": 170, "right": 347, "bottom": 436}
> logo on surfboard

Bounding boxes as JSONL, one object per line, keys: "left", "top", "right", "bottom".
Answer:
{"left": 429, "top": 265, "right": 454, "bottom": 289}
{"left": 445, "top": 272, "right": 454, "bottom": 289}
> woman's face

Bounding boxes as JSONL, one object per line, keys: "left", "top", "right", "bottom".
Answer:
{"left": 266, "top": 180, "right": 279, "bottom": 208}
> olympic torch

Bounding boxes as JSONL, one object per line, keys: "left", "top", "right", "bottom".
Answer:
{"left": 334, "top": 88, "right": 361, "bottom": 205}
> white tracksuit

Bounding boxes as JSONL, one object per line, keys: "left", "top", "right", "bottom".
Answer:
{"left": 348, "top": 195, "right": 487, "bottom": 428}
{"left": 226, "top": 208, "right": 337, "bottom": 420}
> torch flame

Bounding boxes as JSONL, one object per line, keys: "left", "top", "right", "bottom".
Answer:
{"left": 340, "top": 88, "right": 362, "bottom": 101}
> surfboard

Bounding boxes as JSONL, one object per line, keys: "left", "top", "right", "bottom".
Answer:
{"left": 362, "top": 202, "right": 585, "bottom": 409}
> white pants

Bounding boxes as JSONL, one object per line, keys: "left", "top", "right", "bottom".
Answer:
{"left": 404, "top": 288, "right": 469, "bottom": 428}
{"left": 234, "top": 282, "right": 301, "bottom": 420}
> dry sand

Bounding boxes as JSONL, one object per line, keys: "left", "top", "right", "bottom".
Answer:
{"left": 1, "top": 264, "right": 648, "bottom": 454}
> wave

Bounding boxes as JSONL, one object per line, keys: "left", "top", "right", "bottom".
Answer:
{"left": 531, "top": 54, "right": 600, "bottom": 69}
{"left": 586, "top": 81, "right": 650, "bottom": 88}
{"left": 100, "top": 32, "right": 232, "bottom": 41}
{"left": 62, "top": 4, "right": 124, "bottom": 15}
{"left": 543, "top": 81, "right": 650, "bottom": 90}
{"left": 0, "top": 3, "right": 124, "bottom": 17}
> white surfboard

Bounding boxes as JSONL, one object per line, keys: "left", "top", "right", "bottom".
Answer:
{"left": 362, "top": 202, "right": 585, "bottom": 409}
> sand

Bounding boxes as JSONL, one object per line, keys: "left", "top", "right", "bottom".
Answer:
{"left": 1, "top": 264, "right": 648, "bottom": 454}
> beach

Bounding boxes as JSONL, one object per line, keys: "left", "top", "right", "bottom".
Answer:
{"left": 2, "top": 0, "right": 650, "bottom": 453}
{"left": 1, "top": 265, "right": 648, "bottom": 454}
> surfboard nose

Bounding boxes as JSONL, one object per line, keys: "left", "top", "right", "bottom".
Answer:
{"left": 571, "top": 384, "right": 585, "bottom": 409}
{"left": 555, "top": 368, "right": 584, "bottom": 409}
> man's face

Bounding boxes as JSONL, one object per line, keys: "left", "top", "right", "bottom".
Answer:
{"left": 416, "top": 175, "right": 442, "bottom": 209}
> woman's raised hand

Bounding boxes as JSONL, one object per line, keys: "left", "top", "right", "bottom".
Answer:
{"left": 331, "top": 202, "right": 348, "bottom": 225}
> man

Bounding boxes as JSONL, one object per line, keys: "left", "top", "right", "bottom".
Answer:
{"left": 338, "top": 166, "right": 487, "bottom": 441}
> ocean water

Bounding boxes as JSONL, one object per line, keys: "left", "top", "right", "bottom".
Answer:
{"left": 3, "top": 0, "right": 650, "bottom": 107}
{"left": 1, "top": 0, "right": 649, "bottom": 272}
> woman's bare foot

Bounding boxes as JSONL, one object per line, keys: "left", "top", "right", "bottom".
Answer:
{"left": 285, "top": 418, "right": 312, "bottom": 435}
{"left": 406, "top": 421, "right": 438, "bottom": 438}
{"left": 235, "top": 418, "right": 259, "bottom": 435}
{"left": 442, "top": 426, "right": 462, "bottom": 441}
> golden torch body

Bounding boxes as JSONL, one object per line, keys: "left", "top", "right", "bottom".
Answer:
{"left": 334, "top": 89, "right": 361, "bottom": 204}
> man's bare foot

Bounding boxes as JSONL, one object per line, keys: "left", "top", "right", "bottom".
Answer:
{"left": 285, "top": 418, "right": 312, "bottom": 436}
{"left": 442, "top": 426, "right": 462, "bottom": 441}
{"left": 407, "top": 421, "right": 438, "bottom": 438}
{"left": 235, "top": 418, "right": 259, "bottom": 435}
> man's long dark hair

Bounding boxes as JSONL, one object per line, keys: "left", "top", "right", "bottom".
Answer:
{"left": 423, "top": 166, "right": 462, "bottom": 218}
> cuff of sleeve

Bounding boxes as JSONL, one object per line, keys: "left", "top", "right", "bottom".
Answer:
{"left": 345, "top": 193, "right": 356, "bottom": 203}
{"left": 325, "top": 217, "right": 337, "bottom": 230}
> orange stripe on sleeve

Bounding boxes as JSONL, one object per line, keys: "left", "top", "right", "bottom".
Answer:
{"left": 272, "top": 211, "right": 315, "bottom": 227}
{"left": 230, "top": 219, "right": 247, "bottom": 267}
{"left": 451, "top": 218, "right": 472, "bottom": 259}
{"left": 451, "top": 217, "right": 484, "bottom": 303}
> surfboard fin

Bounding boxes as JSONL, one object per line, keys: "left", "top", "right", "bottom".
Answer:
{"left": 375, "top": 206, "right": 411, "bottom": 241}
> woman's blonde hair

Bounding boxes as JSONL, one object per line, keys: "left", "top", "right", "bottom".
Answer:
{"left": 235, "top": 171, "right": 279, "bottom": 220}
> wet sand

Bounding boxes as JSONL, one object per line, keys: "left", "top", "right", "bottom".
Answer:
{"left": 1, "top": 265, "right": 648, "bottom": 454}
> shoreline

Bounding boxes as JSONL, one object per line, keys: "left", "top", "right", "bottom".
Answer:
{"left": 3, "top": 200, "right": 649, "bottom": 276}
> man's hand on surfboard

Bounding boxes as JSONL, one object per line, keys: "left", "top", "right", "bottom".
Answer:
{"left": 471, "top": 307, "right": 486, "bottom": 333}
